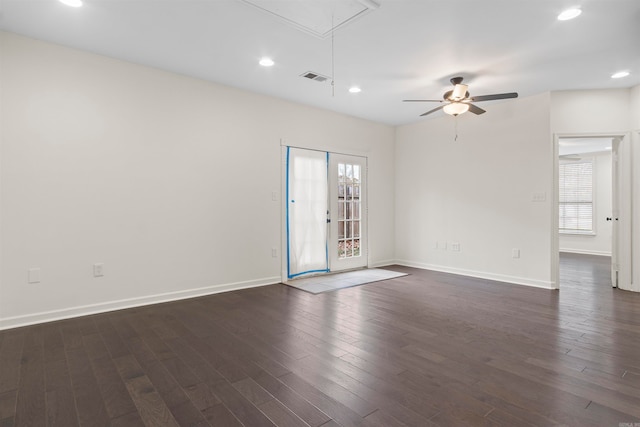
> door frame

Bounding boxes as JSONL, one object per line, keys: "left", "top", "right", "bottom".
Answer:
{"left": 280, "top": 142, "right": 370, "bottom": 282}
{"left": 552, "top": 132, "right": 632, "bottom": 290}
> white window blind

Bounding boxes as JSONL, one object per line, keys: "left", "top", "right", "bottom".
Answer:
{"left": 559, "top": 160, "right": 593, "bottom": 234}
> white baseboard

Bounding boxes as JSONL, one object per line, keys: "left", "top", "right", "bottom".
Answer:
{"left": 369, "top": 259, "right": 397, "bottom": 268}
{"left": 0, "top": 276, "right": 281, "bottom": 331}
{"left": 559, "top": 249, "right": 612, "bottom": 257}
{"left": 394, "top": 259, "right": 556, "bottom": 289}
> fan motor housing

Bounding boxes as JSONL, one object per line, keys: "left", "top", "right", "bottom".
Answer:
{"left": 444, "top": 90, "right": 470, "bottom": 101}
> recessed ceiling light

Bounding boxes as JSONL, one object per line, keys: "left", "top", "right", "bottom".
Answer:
{"left": 259, "top": 58, "right": 274, "bottom": 67}
{"left": 557, "top": 8, "right": 582, "bottom": 21}
{"left": 349, "top": 87, "right": 361, "bottom": 93}
{"left": 59, "top": 0, "right": 83, "bottom": 7}
{"left": 611, "top": 71, "right": 630, "bottom": 79}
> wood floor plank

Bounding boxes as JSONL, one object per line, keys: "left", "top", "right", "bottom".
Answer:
{"left": 43, "top": 324, "right": 66, "bottom": 363}
{"left": 134, "top": 356, "right": 211, "bottom": 426}
{"left": 232, "top": 377, "right": 274, "bottom": 406}
{"left": 14, "top": 328, "right": 46, "bottom": 427}
{"left": 61, "top": 323, "right": 83, "bottom": 351}
{"left": 167, "top": 399, "right": 212, "bottom": 427}
{"left": 0, "top": 332, "right": 25, "bottom": 394}
{"left": 201, "top": 402, "right": 244, "bottom": 427}
{"left": 1, "top": 253, "right": 639, "bottom": 426}
{"left": 82, "top": 333, "right": 109, "bottom": 361}
{"left": 258, "top": 398, "right": 311, "bottom": 427}
{"left": 66, "top": 347, "right": 110, "bottom": 427}
{"left": 122, "top": 375, "right": 180, "bottom": 427}
{"left": 109, "top": 411, "right": 146, "bottom": 427}
{"left": 183, "top": 382, "right": 221, "bottom": 411}
{"left": 207, "top": 379, "right": 277, "bottom": 427}
{"left": 45, "top": 387, "right": 79, "bottom": 427}
{"left": 283, "top": 351, "right": 438, "bottom": 425}
{"left": 95, "top": 316, "right": 130, "bottom": 359}
{"left": 160, "top": 357, "right": 201, "bottom": 389}
{"left": 250, "top": 369, "right": 331, "bottom": 427}
{"left": 0, "top": 390, "right": 17, "bottom": 424}
{"left": 363, "top": 409, "right": 414, "bottom": 427}
{"left": 91, "top": 355, "right": 138, "bottom": 419}
{"left": 278, "top": 372, "right": 375, "bottom": 427}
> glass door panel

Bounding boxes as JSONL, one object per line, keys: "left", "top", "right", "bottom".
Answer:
{"left": 329, "top": 154, "right": 367, "bottom": 271}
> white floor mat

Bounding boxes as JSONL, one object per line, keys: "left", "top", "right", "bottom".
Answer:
{"left": 284, "top": 268, "right": 408, "bottom": 294}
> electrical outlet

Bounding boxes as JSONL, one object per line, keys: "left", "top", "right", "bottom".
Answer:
{"left": 532, "top": 192, "right": 546, "bottom": 202}
{"left": 512, "top": 249, "right": 520, "bottom": 259}
{"left": 271, "top": 247, "right": 278, "bottom": 258}
{"left": 451, "top": 242, "right": 461, "bottom": 252}
{"left": 271, "top": 191, "right": 278, "bottom": 201}
{"left": 28, "top": 268, "right": 41, "bottom": 284}
{"left": 93, "top": 263, "right": 104, "bottom": 277}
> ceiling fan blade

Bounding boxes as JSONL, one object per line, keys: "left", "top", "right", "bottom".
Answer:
{"left": 469, "top": 92, "right": 518, "bottom": 102}
{"left": 420, "top": 105, "right": 445, "bottom": 117}
{"left": 403, "top": 99, "right": 444, "bottom": 102}
{"left": 468, "top": 103, "right": 486, "bottom": 115}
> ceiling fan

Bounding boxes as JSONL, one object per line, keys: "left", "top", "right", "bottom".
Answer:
{"left": 404, "top": 77, "right": 518, "bottom": 117}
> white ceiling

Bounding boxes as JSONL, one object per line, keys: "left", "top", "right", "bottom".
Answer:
{"left": 1, "top": 0, "right": 638, "bottom": 125}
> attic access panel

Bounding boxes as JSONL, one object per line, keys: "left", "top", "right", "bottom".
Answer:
{"left": 239, "top": 0, "right": 373, "bottom": 38}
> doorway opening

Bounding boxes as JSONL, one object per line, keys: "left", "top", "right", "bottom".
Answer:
{"left": 553, "top": 133, "right": 632, "bottom": 291}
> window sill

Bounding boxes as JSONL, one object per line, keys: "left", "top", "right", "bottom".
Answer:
{"left": 559, "top": 231, "right": 596, "bottom": 236}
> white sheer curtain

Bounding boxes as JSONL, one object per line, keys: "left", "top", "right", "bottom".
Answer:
{"left": 287, "top": 147, "right": 329, "bottom": 278}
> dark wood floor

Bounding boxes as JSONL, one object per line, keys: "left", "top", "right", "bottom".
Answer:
{"left": 1, "top": 254, "right": 640, "bottom": 426}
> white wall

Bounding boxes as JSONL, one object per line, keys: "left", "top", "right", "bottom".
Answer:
{"left": 631, "top": 85, "right": 640, "bottom": 129}
{"left": 559, "top": 152, "right": 612, "bottom": 256}
{"left": 551, "top": 89, "right": 631, "bottom": 134}
{"left": 631, "top": 85, "right": 640, "bottom": 292}
{"left": 0, "top": 32, "right": 396, "bottom": 329}
{"left": 551, "top": 88, "right": 637, "bottom": 291}
{"left": 395, "top": 93, "right": 554, "bottom": 288}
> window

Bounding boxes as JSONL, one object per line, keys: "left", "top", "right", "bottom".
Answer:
{"left": 559, "top": 160, "right": 594, "bottom": 234}
{"left": 337, "top": 162, "right": 361, "bottom": 258}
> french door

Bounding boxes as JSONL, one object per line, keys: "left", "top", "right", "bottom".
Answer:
{"left": 328, "top": 153, "right": 368, "bottom": 272}
{"left": 285, "top": 147, "right": 367, "bottom": 279}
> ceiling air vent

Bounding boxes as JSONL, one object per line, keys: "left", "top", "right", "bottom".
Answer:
{"left": 301, "top": 71, "right": 330, "bottom": 83}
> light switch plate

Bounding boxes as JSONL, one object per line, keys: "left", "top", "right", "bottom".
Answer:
{"left": 28, "top": 268, "right": 41, "bottom": 284}
{"left": 93, "top": 263, "right": 104, "bottom": 277}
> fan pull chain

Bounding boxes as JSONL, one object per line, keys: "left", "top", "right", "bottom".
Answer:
{"left": 454, "top": 116, "right": 459, "bottom": 141}
{"left": 331, "top": 15, "right": 335, "bottom": 97}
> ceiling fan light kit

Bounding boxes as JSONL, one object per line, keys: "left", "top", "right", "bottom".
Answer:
{"left": 443, "top": 102, "right": 469, "bottom": 116}
{"left": 259, "top": 57, "right": 274, "bottom": 67}
{"left": 404, "top": 76, "right": 518, "bottom": 118}
{"left": 58, "top": 0, "right": 82, "bottom": 7}
{"left": 557, "top": 8, "right": 582, "bottom": 21}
